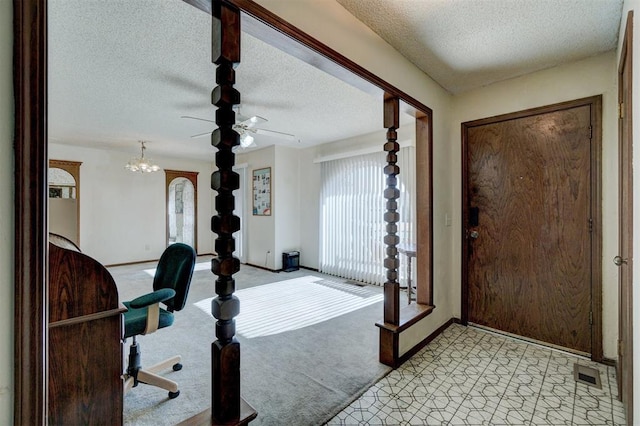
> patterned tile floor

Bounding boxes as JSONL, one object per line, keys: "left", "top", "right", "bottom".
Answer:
{"left": 327, "top": 324, "right": 626, "bottom": 425}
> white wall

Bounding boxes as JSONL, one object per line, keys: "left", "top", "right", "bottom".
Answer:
{"left": 274, "top": 145, "right": 301, "bottom": 269}
{"left": 0, "top": 0, "right": 12, "bottom": 422}
{"left": 619, "top": 1, "right": 640, "bottom": 421}
{"left": 297, "top": 147, "right": 322, "bottom": 268}
{"left": 49, "top": 143, "right": 215, "bottom": 265}
{"left": 451, "top": 52, "right": 619, "bottom": 358}
{"left": 238, "top": 145, "right": 277, "bottom": 268}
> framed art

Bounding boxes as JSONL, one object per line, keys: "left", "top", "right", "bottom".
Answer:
{"left": 252, "top": 167, "right": 271, "bottom": 215}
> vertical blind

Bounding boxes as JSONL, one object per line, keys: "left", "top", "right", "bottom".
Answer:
{"left": 319, "top": 147, "right": 416, "bottom": 285}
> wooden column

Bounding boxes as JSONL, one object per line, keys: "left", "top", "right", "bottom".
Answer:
{"left": 382, "top": 93, "right": 401, "bottom": 326}
{"left": 208, "top": 1, "right": 255, "bottom": 424}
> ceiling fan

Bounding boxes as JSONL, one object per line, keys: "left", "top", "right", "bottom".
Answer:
{"left": 181, "top": 114, "right": 296, "bottom": 149}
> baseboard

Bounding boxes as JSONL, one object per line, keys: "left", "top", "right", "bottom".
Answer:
{"left": 602, "top": 357, "right": 617, "bottom": 367}
{"left": 243, "top": 263, "right": 317, "bottom": 273}
{"left": 105, "top": 252, "right": 215, "bottom": 268}
{"left": 396, "top": 317, "right": 462, "bottom": 366}
{"left": 105, "top": 258, "right": 159, "bottom": 268}
{"left": 244, "top": 262, "right": 279, "bottom": 273}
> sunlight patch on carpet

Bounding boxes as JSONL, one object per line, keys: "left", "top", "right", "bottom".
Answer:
{"left": 194, "top": 276, "right": 383, "bottom": 338}
{"left": 144, "top": 261, "right": 210, "bottom": 277}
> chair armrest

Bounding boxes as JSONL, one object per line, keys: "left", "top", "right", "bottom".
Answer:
{"left": 129, "top": 288, "right": 176, "bottom": 309}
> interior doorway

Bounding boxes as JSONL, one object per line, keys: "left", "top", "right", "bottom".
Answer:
{"left": 462, "top": 96, "right": 603, "bottom": 358}
{"left": 233, "top": 164, "right": 247, "bottom": 264}
{"left": 165, "top": 169, "right": 198, "bottom": 250}
{"left": 13, "top": 0, "right": 435, "bottom": 422}
{"left": 48, "top": 159, "right": 81, "bottom": 246}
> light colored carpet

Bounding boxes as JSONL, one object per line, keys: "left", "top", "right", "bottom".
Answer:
{"left": 194, "top": 276, "right": 383, "bottom": 338}
{"left": 111, "top": 260, "right": 391, "bottom": 425}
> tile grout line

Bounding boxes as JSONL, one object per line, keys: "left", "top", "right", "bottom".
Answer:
{"left": 462, "top": 331, "right": 507, "bottom": 425}
{"left": 530, "top": 349, "right": 552, "bottom": 424}
{"left": 375, "top": 327, "right": 465, "bottom": 425}
{"left": 442, "top": 327, "right": 486, "bottom": 423}
{"left": 406, "top": 328, "right": 465, "bottom": 425}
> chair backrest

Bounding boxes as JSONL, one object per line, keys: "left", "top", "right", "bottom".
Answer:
{"left": 153, "top": 243, "right": 196, "bottom": 312}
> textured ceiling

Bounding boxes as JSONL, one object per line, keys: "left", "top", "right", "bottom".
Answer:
{"left": 49, "top": 0, "right": 625, "bottom": 160}
{"left": 48, "top": 0, "right": 388, "bottom": 160}
{"left": 336, "top": 0, "right": 624, "bottom": 94}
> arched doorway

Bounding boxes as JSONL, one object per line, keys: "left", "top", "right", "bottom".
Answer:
{"left": 165, "top": 169, "right": 198, "bottom": 250}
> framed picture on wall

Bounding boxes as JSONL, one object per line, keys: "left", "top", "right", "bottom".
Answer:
{"left": 252, "top": 167, "right": 271, "bottom": 215}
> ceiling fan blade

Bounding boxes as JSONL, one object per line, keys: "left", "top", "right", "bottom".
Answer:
{"left": 181, "top": 115, "right": 215, "bottom": 123}
{"left": 239, "top": 115, "right": 268, "bottom": 128}
{"left": 254, "top": 128, "right": 296, "bottom": 140}
{"left": 190, "top": 131, "right": 212, "bottom": 138}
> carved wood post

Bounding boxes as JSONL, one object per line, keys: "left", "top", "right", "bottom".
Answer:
{"left": 383, "top": 93, "right": 400, "bottom": 325}
{"left": 211, "top": 1, "right": 243, "bottom": 422}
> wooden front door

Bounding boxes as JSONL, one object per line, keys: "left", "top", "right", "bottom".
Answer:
{"left": 617, "top": 11, "right": 634, "bottom": 424}
{"left": 462, "top": 97, "right": 602, "bottom": 356}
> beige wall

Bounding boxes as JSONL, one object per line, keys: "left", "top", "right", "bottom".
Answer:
{"left": 238, "top": 145, "right": 277, "bottom": 268}
{"left": 0, "top": 0, "right": 13, "bottom": 422}
{"left": 274, "top": 145, "right": 301, "bottom": 269}
{"left": 49, "top": 143, "right": 215, "bottom": 265}
{"left": 237, "top": 145, "right": 302, "bottom": 270}
{"left": 451, "top": 52, "right": 619, "bottom": 358}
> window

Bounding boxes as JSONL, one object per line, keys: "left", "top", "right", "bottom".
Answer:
{"left": 319, "top": 147, "right": 416, "bottom": 285}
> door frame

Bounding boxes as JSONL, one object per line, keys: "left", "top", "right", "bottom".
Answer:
{"left": 164, "top": 169, "right": 199, "bottom": 250}
{"left": 617, "top": 10, "right": 634, "bottom": 424}
{"left": 461, "top": 96, "right": 603, "bottom": 361}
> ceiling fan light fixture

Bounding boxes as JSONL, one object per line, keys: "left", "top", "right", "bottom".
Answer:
{"left": 125, "top": 141, "right": 161, "bottom": 173}
{"left": 240, "top": 133, "right": 254, "bottom": 148}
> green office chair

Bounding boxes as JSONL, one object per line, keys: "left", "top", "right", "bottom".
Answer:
{"left": 122, "top": 243, "right": 196, "bottom": 399}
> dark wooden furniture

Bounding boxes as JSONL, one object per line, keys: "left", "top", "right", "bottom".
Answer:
{"left": 48, "top": 236, "right": 125, "bottom": 425}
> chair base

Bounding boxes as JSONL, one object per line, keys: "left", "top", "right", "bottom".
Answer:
{"left": 123, "top": 339, "right": 182, "bottom": 398}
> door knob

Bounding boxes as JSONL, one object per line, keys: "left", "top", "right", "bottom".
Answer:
{"left": 469, "top": 230, "right": 479, "bottom": 239}
{"left": 614, "top": 256, "right": 628, "bottom": 266}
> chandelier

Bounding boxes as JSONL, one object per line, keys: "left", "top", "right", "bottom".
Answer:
{"left": 125, "top": 141, "right": 160, "bottom": 173}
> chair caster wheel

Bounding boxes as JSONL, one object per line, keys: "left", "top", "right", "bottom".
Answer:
{"left": 168, "top": 390, "right": 180, "bottom": 399}
{"left": 173, "top": 363, "right": 182, "bottom": 371}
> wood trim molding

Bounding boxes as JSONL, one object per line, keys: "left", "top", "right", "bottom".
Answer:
{"left": 461, "top": 95, "right": 604, "bottom": 361}
{"left": 14, "top": 0, "right": 48, "bottom": 424}
{"left": 415, "top": 112, "right": 433, "bottom": 305}
{"left": 164, "top": 169, "right": 199, "bottom": 250}
{"left": 618, "top": 10, "right": 634, "bottom": 424}
{"left": 590, "top": 96, "right": 604, "bottom": 362}
{"left": 49, "top": 159, "right": 82, "bottom": 246}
